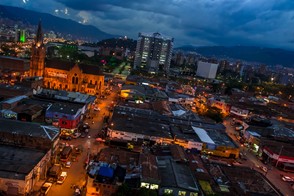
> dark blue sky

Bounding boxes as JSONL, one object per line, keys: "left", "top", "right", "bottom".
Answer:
{"left": 2, "top": 0, "right": 294, "bottom": 49}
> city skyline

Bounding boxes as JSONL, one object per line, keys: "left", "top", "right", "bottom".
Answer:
{"left": 1, "top": 0, "right": 294, "bottom": 50}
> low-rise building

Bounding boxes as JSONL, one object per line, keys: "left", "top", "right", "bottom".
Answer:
{"left": 0, "top": 119, "right": 59, "bottom": 195}
{"left": 192, "top": 127, "right": 239, "bottom": 158}
{"left": 157, "top": 156, "right": 199, "bottom": 196}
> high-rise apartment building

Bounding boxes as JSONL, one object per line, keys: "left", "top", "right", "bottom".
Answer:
{"left": 134, "top": 32, "right": 173, "bottom": 74}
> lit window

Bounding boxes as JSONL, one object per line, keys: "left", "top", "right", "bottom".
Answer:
{"left": 140, "top": 182, "right": 150, "bottom": 188}
{"left": 150, "top": 184, "right": 158, "bottom": 190}
{"left": 164, "top": 189, "right": 173, "bottom": 194}
{"left": 178, "top": 191, "right": 186, "bottom": 196}
{"left": 190, "top": 193, "right": 198, "bottom": 196}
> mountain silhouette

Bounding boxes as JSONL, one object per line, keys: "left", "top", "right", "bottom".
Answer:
{"left": 0, "top": 4, "right": 115, "bottom": 41}
{"left": 176, "top": 45, "right": 294, "bottom": 68}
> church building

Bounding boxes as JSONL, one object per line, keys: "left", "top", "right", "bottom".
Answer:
{"left": 29, "top": 21, "right": 104, "bottom": 95}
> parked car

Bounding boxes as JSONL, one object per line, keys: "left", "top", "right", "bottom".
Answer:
{"left": 235, "top": 126, "right": 244, "bottom": 131}
{"left": 94, "top": 107, "right": 100, "bottom": 111}
{"left": 260, "top": 166, "right": 268, "bottom": 172}
{"left": 40, "top": 182, "right": 52, "bottom": 195}
{"left": 80, "top": 132, "right": 87, "bottom": 138}
{"left": 57, "top": 172, "right": 67, "bottom": 184}
{"left": 71, "top": 132, "right": 81, "bottom": 139}
{"left": 65, "top": 161, "right": 72, "bottom": 168}
{"left": 60, "top": 135, "right": 72, "bottom": 141}
{"left": 281, "top": 175, "right": 294, "bottom": 182}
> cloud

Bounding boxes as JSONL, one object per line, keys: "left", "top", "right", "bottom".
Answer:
{"left": 1, "top": 0, "right": 294, "bottom": 49}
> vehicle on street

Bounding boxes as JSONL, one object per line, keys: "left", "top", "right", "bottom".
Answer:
{"left": 80, "top": 132, "right": 87, "bottom": 138}
{"left": 65, "top": 161, "right": 72, "bottom": 168}
{"left": 57, "top": 171, "right": 67, "bottom": 184}
{"left": 281, "top": 175, "right": 294, "bottom": 182}
{"left": 60, "top": 134, "right": 72, "bottom": 141}
{"left": 96, "top": 138, "right": 105, "bottom": 142}
{"left": 48, "top": 164, "right": 62, "bottom": 180}
{"left": 60, "top": 146, "right": 72, "bottom": 162}
{"left": 94, "top": 107, "right": 100, "bottom": 111}
{"left": 40, "top": 182, "right": 52, "bottom": 195}
{"left": 260, "top": 166, "right": 268, "bottom": 172}
{"left": 71, "top": 132, "right": 81, "bottom": 139}
{"left": 235, "top": 125, "right": 244, "bottom": 131}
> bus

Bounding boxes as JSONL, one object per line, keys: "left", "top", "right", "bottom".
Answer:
{"left": 60, "top": 146, "right": 72, "bottom": 162}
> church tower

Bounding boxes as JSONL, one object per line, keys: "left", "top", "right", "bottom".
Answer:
{"left": 30, "top": 20, "right": 46, "bottom": 77}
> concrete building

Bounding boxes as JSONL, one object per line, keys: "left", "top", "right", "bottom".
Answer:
{"left": 134, "top": 32, "right": 173, "bottom": 74}
{"left": 0, "top": 119, "right": 60, "bottom": 195}
{"left": 196, "top": 61, "right": 219, "bottom": 79}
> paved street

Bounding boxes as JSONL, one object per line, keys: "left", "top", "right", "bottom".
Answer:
{"left": 223, "top": 118, "right": 294, "bottom": 196}
{"left": 47, "top": 89, "right": 117, "bottom": 196}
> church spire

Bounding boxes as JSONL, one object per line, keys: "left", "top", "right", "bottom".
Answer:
{"left": 35, "top": 19, "right": 43, "bottom": 45}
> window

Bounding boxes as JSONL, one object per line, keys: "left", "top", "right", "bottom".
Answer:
{"left": 178, "top": 191, "right": 186, "bottom": 196}
{"left": 190, "top": 193, "right": 198, "bottom": 196}
{"left": 72, "top": 77, "right": 75, "bottom": 84}
{"left": 164, "top": 189, "right": 173, "bottom": 194}
{"left": 150, "top": 184, "right": 158, "bottom": 190}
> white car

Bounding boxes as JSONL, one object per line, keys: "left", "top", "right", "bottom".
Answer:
{"left": 65, "top": 161, "right": 71, "bottom": 168}
{"left": 260, "top": 166, "right": 268, "bottom": 172}
{"left": 94, "top": 107, "right": 100, "bottom": 111}
{"left": 40, "top": 182, "right": 52, "bottom": 195}
{"left": 282, "top": 175, "right": 294, "bottom": 182}
{"left": 57, "top": 172, "right": 67, "bottom": 184}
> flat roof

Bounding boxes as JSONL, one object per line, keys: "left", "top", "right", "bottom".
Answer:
{"left": 192, "top": 126, "right": 238, "bottom": 148}
{"left": 47, "top": 102, "right": 83, "bottom": 115}
{"left": 0, "top": 145, "right": 45, "bottom": 180}
{"left": 112, "top": 112, "right": 172, "bottom": 139}
{"left": 36, "top": 88, "right": 96, "bottom": 104}
{"left": 0, "top": 119, "right": 59, "bottom": 141}
{"left": 192, "top": 127, "right": 215, "bottom": 144}
{"left": 1, "top": 95, "right": 28, "bottom": 104}
{"left": 157, "top": 157, "right": 199, "bottom": 192}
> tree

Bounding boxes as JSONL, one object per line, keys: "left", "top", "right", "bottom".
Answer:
{"left": 139, "top": 188, "right": 158, "bottom": 196}
{"left": 113, "top": 183, "right": 131, "bottom": 196}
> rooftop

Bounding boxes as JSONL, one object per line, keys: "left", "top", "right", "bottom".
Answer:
{"left": 1, "top": 95, "right": 28, "bottom": 105}
{"left": 157, "top": 156, "right": 199, "bottom": 192}
{"left": 45, "top": 59, "right": 103, "bottom": 75}
{"left": 47, "top": 102, "right": 83, "bottom": 115}
{"left": 111, "top": 107, "right": 172, "bottom": 139}
{"left": 192, "top": 126, "right": 238, "bottom": 148}
{"left": 36, "top": 88, "right": 96, "bottom": 104}
{"left": 98, "top": 148, "right": 140, "bottom": 167}
{"left": 0, "top": 118, "right": 59, "bottom": 141}
{"left": 0, "top": 144, "right": 45, "bottom": 180}
{"left": 139, "top": 153, "right": 160, "bottom": 183}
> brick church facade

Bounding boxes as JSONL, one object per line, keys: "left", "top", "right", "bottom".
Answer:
{"left": 30, "top": 21, "right": 104, "bottom": 95}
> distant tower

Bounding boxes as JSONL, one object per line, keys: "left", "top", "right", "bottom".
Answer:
{"left": 30, "top": 20, "right": 46, "bottom": 77}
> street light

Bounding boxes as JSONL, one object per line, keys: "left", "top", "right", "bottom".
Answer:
{"left": 275, "top": 145, "right": 284, "bottom": 167}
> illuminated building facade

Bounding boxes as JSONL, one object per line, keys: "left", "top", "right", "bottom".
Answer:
{"left": 29, "top": 21, "right": 104, "bottom": 95}
{"left": 30, "top": 21, "right": 46, "bottom": 78}
{"left": 15, "top": 29, "right": 26, "bottom": 43}
{"left": 134, "top": 32, "right": 173, "bottom": 74}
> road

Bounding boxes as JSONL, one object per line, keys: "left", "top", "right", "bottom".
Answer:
{"left": 47, "top": 88, "right": 118, "bottom": 196}
{"left": 223, "top": 117, "right": 294, "bottom": 196}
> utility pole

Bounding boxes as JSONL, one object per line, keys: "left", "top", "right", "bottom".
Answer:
{"left": 275, "top": 145, "right": 284, "bottom": 167}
